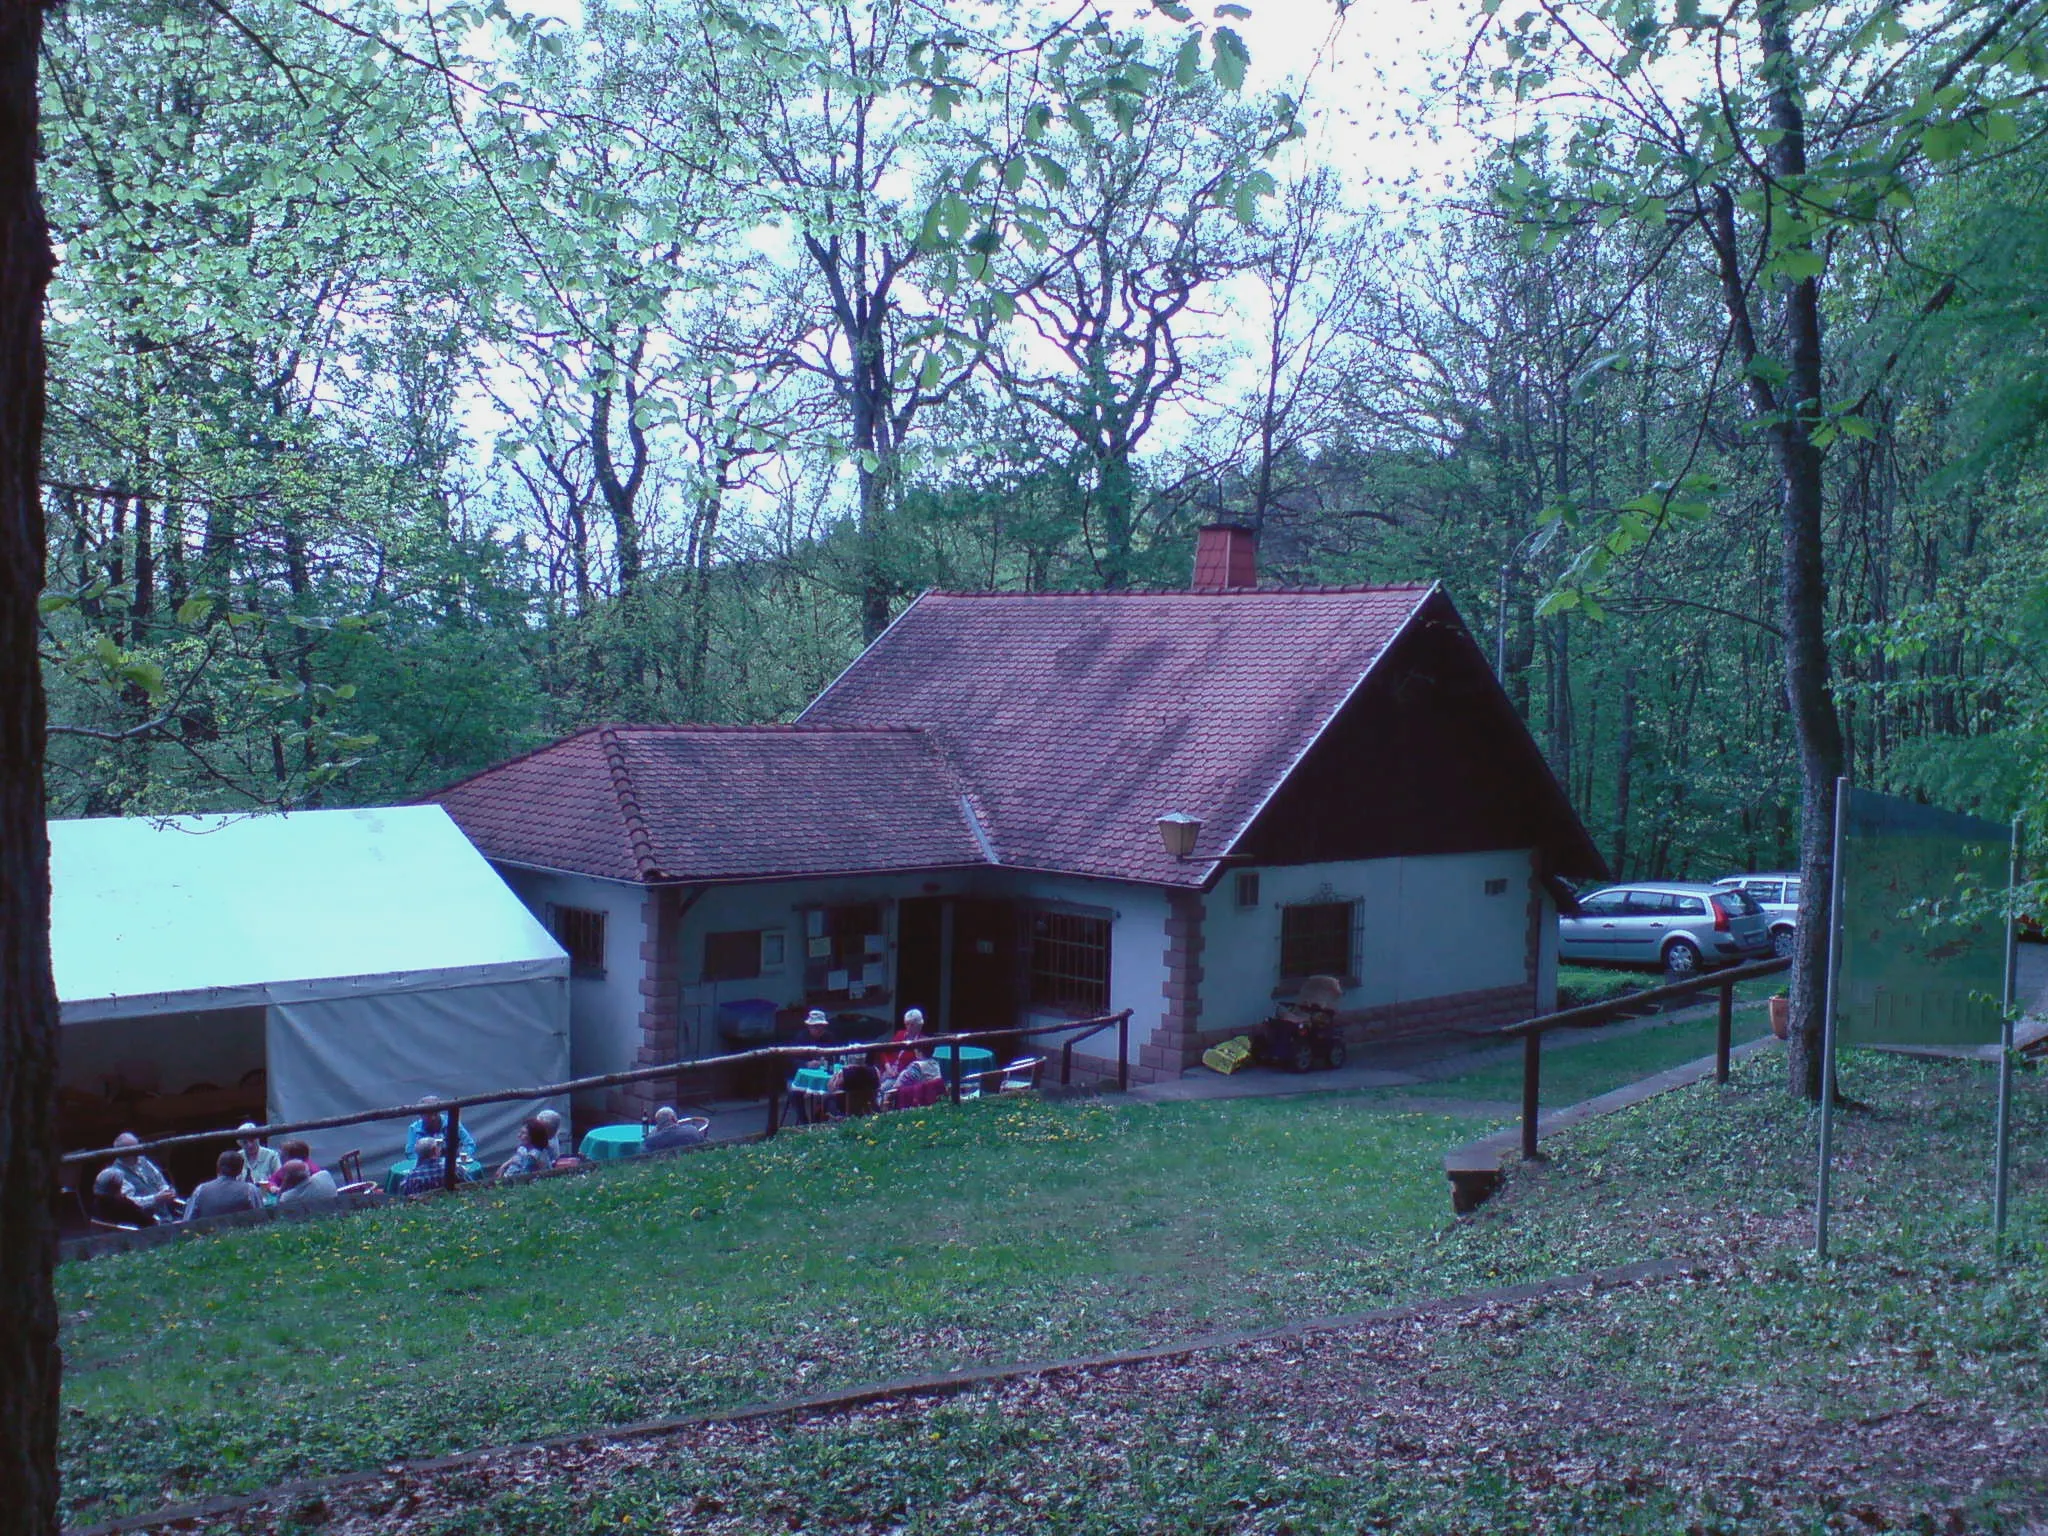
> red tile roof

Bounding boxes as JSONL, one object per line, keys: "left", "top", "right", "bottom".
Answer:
{"left": 800, "top": 586, "right": 1436, "bottom": 887}
{"left": 431, "top": 725, "right": 991, "bottom": 883}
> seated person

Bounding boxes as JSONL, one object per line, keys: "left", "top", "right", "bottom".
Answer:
{"left": 234, "top": 1123, "right": 281, "bottom": 1188}
{"left": 789, "top": 1010, "right": 843, "bottom": 1123}
{"left": 183, "top": 1150, "right": 265, "bottom": 1222}
{"left": 399, "top": 1136, "right": 472, "bottom": 1196}
{"left": 405, "top": 1097, "right": 478, "bottom": 1161}
{"left": 274, "top": 1159, "right": 341, "bottom": 1209}
{"left": 886, "top": 1055, "right": 946, "bottom": 1109}
{"left": 643, "top": 1105, "right": 707, "bottom": 1151}
{"left": 91, "top": 1165, "right": 162, "bottom": 1227}
{"left": 266, "top": 1139, "right": 320, "bottom": 1192}
{"left": 498, "top": 1116, "right": 557, "bottom": 1180}
{"left": 837, "top": 1061, "right": 881, "bottom": 1116}
{"left": 875, "top": 1007, "right": 928, "bottom": 1081}
{"left": 104, "top": 1132, "right": 181, "bottom": 1221}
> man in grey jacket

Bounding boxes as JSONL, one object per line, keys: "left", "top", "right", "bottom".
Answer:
{"left": 183, "top": 1150, "right": 264, "bottom": 1223}
{"left": 275, "top": 1159, "right": 340, "bottom": 1210}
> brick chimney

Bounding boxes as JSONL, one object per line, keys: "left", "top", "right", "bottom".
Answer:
{"left": 1192, "top": 523, "right": 1258, "bottom": 591}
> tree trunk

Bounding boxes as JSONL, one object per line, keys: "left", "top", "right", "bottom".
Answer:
{"left": 1759, "top": 3, "right": 1848, "bottom": 1101}
{"left": 0, "top": 5, "right": 61, "bottom": 1534}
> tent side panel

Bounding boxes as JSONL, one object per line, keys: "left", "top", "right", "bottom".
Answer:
{"left": 266, "top": 976, "right": 570, "bottom": 1175}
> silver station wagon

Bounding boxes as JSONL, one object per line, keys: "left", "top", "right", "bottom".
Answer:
{"left": 1713, "top": 872, "right": 1802, "bottom": 957}
{"left": 1559, "top": 882, "right": 1775, "bottom": 974}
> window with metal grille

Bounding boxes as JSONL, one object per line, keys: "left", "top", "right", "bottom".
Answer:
{"left": 1484, "top": 877, "right": 1509, "bottom": 897}
{"left": 703, "top": 930, "right": 762, "bottom": 982}
{"left": 552, "top": 906, "right": 606, "bottom": 979}
{"left": 1280, "top": 901, "right": 1355, "bottom": 982}
{"left": 1028, "top": 911, "right": 1110, "bottom": 1012}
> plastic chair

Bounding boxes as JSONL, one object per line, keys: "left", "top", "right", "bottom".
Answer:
{"left": 994, "top": 1056, "right": 1045, "bottom": 1094}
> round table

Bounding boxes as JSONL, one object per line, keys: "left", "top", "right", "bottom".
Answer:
{"left": 384, "top": 1156, "right": 483, "bottom": 1195}
{"left": 930, "top": 1044, "right": 996, "bottom": 1094}
{"left": 578, "top": 1124, "right": 646, "bottom": 1162}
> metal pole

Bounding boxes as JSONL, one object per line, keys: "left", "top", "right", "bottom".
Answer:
{"left": 1994, "top": 816, "right": 2020, "bottom": 1252}
{"left": 1117, "top": 1012, "right": 1129, "bottom": 1092}
{"left": 1815, "top": 775, "right": 1850, "bottom": 1261}
{"left": 1716, "top": 980, "right": 1733, "bottom": 1083}
{"left": 1521, "top": 1031, "right": 1542, "bottom": 1160}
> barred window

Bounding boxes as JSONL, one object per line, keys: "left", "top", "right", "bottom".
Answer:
{"left": 1028, "top": 911, "right": 1110, "bottom": 1013}
{"left": 1280, "top": 902, "right": 1355, "bottom": 982}
{"left": 552, "top": 906, "right": 606, "bottom": 979}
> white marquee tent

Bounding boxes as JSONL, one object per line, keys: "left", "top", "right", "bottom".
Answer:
{"left": 52, "top": 805, "right": 571, "bottom": 1170}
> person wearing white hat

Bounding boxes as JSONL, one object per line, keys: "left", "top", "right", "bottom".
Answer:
{"left": 234, "top": 1122, "right": 281, "bottom": 1187}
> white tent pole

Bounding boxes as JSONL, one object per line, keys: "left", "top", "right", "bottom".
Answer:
{"left": 1815, "top": 775, "right": 1849, "bottom": 1262}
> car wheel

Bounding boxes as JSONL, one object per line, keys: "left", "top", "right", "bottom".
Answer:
{"left": 1663, "top": 938, "right": 1702, "bottom": 976}
{"left": 1291, "top": 1040, "right": 1315, "bottom": 1073}
{"left": 1772, "top": 926, "right": 1795, "bottom": 959}
{"left": 1325, "top": 1038, "right": 1349, "bottom": 1070}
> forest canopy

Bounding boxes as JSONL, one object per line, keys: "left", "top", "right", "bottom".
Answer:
{"left": 35, "top": 0, "right": 2048, "bottom": 894}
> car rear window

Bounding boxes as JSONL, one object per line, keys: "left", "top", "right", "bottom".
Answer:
{"left": 1716, "top": 889, "right": 1762, "bottom": 916}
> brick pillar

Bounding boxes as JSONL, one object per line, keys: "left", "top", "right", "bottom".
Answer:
{"left": 1142, "top": 890, "right": 1208, "bottom": 1080}
{"left": 615, "top": 886, "right": 683, "bottom": 1119}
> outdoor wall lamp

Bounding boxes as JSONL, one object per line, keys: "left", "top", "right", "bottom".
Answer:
{"left": 1157, "top": 812, "right": 1202, "bottom": 861}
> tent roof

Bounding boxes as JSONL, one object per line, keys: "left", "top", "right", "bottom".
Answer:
{"left": 51, "top": 805, "right": 568, "bottom": 1022}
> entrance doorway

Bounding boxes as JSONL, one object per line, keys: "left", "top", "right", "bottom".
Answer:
{"left": 889, "top": 896, "right": 1019, "bottom": 1035}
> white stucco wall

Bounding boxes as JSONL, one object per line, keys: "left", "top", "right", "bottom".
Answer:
{"left": 496, "top": 867, "right": 647, "bottom": 1093}
{"left": 1198, "top": 849, "right": 1542, "bottom": 1037}
{"left": 997, "top": 872, "right": 1171, "bottom": 1077}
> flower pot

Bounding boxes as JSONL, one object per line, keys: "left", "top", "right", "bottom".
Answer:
{"left": 1768, "top": 994, "right": 1790, "bottom": 1041}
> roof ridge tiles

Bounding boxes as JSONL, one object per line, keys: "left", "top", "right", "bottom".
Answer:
{"left": 597, "top": 725, "right": 662, "bottom": 882}
{"left": 602, "top": 722, "right": 931, "bottom": 736}
{"left": 915, "top": 583, "right": 1434, "bottom": 598}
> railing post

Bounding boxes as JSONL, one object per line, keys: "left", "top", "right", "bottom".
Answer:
{"left": 1716, "top": 981, "right": 1734, "bottom": 1083}
{"left": 765, "top": 1080, "right": 783, "bottom": 1139}
{"left": 1521, "top": 1032, "right": 1541, "bottom": 1160}
{"left": 1117, "top": 1012, "right": 1128, "bottom": 1092}
{"left": 443, "top": 1106, "right": 461, "bottom": 1192}
{"left": 1060, "top": 1037, "right": 1074, "bottom": 1087}
{"left": 948, "top": 1048, "right": 963, "bottom": 1105}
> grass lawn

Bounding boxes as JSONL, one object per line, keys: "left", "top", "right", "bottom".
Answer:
{"left": 1387, "top": 1000, "right": 1777, "bottom": 1106}
{"left": 133, "top": 1050, "right": 2048, "bottom": 1536}
{"left": 59, "top": 1038, "right": 2047, "bottom": 1533}
{"left": 58, "top": 1093, "right": 1479, "bottom": 1522}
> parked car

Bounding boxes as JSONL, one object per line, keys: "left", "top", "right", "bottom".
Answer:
{"left": 1712, "top": 873, "right": 1802, "bottom": 958}
{"left": 1558, "top": 882, "right": 1775, "bottom": 974}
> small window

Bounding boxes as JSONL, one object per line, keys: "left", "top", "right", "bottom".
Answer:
{"left": 1484, "top": 877, "right": 1509, "bottom": 897}
{"left": 1235, "top": 871, "right": 1261, "bottom": 909}
{"left": 553, "top": 906, "right": 606, "bottom": 980}
{"left": 761, "top": 931, "right": 787, "bottom": 971}
{"left": 704, "top": 930, "right": 762, "bottom": 982}
{"left": 1029, "top": 911, "right": 1110, "bottom": 1012}
{"left": 1280, "top": 902, "right": 1355, "bottom": 981}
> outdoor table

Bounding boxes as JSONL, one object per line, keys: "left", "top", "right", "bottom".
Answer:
{"left": 930, "top": 1044, "right": 996, "bottom": 1095}
{"left": 384, "top": 1156, "right": 483, "bottom": 1195}
{"left": 789, "top": 1066, "right": 835, "bottom": 1094}
{"left": 577, "top": 1124, "right": 646, "bottom": 1162}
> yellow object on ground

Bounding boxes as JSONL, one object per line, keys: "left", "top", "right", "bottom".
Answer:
{"left": 1202, "top": 1035, "right": 1255, "bottom": 1075}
